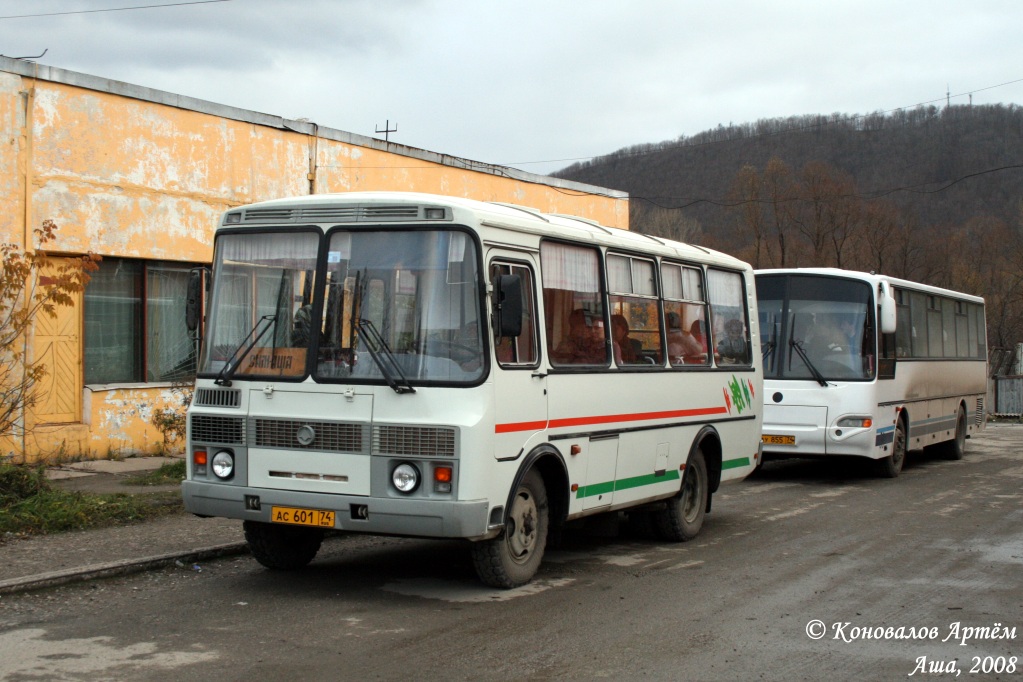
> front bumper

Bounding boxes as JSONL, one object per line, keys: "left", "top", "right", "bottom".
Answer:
{"left": 182, "top": 481, "right": 491, "bottom": 539}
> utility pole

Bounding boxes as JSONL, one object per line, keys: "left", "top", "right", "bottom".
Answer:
{"left": 375, "top": 120, "right": 397, "bottom": 142}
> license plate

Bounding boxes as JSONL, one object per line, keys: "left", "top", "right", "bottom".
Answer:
{"left": 270, "top": 506, "right": 335, "bottom": 528}
{"left": 762, "top": 434, "right": 796, "bottom": 446}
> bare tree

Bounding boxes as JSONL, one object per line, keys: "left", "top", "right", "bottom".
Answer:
{"left": 632, "top": 202, "right": 703, "bottom": 244}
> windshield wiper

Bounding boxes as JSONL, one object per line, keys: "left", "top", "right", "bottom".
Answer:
{"left": 789, "top": 338, "right": 830, "bottom": 387}
{"left": 356, "top": 318, "right": 416, "bottom": 394}
{"left": 214, "top": 314, "right": 277, "bottom": 387}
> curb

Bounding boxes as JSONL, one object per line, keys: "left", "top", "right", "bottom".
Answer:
{"left": 0, "top": 542, "right": 249, "bottom": 596}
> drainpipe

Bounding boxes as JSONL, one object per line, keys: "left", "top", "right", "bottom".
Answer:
{"left": 19, "top": 76, "right": 36, "bottom": 461}
{"left": 307, "top": 122, "right": 319, "bottom": 195}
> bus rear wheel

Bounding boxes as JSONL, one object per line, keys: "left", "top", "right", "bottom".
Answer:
{"left": 655, "top": 448, "right": 708, "bottom": 542}
{"left": 876, "top": 419, "right": 906, "bottom": 478}
{"left": 941, "top": 406, "right": 967, "bottom": 460}
{"left": 471, "top": 468, "right": 548, "bottom": 589}
{"left": 243, "top": 520, "right": 324, "bottom": 570}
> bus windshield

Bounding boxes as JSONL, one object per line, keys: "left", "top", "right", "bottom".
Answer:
{"left": 758, "top": 274, "right": 875, "bottom": 382}
{"left": 315, "top": 229, "right": 483, "bottom": 384}
{"left": 198, "top": 229, "right": 484, "bottom": 385}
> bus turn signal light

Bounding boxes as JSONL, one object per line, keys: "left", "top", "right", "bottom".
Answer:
{"left": 193, "top": 449, "right": 207, "bottom": 476}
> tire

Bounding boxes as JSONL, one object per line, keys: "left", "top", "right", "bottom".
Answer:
{"left": 243, "top": 520, "right": 324, "bottom": 570}
{"left": 941, "top": 406, "right": 967, "bottom": 460}
{"left": 876, "top": 418, "right": 907, "bottom": 478}
{"left": 654, "top": 448, "right": 708, "bottom": 542}
{"left": 471, "top": 469, "right": 548, "bottom": 589}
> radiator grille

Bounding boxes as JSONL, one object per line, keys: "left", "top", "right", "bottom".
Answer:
{"left": 252, "top": 419, "right": 364, "bottom": 452}
{"left": 190, "top": 415, "right": 245, "bottom": 444}
{"left": 374, "top": 425, "right": 456, "bottom": 457}
{"left": 194, "top": 388, "right": 241, "bottom": 408}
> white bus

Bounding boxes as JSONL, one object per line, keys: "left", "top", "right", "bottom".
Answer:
{"left": 183, "top": 192, "right": 763, "bottom": 587}
{"left": 755, "top": 268, "right": 987, "bottom": 477}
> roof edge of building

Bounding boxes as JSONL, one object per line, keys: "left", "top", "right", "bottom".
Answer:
{"left": 2, "top": 57, "right": 626, "bottom": 200}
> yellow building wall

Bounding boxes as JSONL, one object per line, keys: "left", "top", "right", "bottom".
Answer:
{"left": 0, "top": 62, "right": 627, "bottom": 464}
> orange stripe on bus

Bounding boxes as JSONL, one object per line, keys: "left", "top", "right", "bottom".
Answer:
{"left": 495, "top": 406, "right": 728, "bottom": 433}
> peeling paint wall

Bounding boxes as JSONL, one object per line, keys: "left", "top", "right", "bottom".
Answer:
{"left": 0, "top": 60, "right": 627, "bottom": 463}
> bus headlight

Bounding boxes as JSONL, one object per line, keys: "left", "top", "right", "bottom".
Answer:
{"left": 211, "top": 450, "right": 235, "bottom": 479}
{"left": 837, "top": 417, "right": 872, "bottom": 429}
{"left": 392, "top": 463, "right": 421, "bottom": 493}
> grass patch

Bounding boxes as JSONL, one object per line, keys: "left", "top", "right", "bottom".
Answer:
{"left": 122, "top": 459, "right": 186, "bottom": 486}
{"left": 0, "top": 463, "right": 180, "bottom": 539}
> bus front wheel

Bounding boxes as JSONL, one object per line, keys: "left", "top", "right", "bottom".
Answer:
{"left": 655, "top": 447, "right": 708, "bottom": 542}
{"left": 471, "top": 468, "right": 549, "bottom": 589}
{"left": 243, "top": 520, "right": 324, "bottom": 570}
{"left": 876, "top": 419, "right": 907, "bottom": 478}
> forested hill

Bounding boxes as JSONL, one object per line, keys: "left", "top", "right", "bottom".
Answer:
{"left": 557, "top": 104, "right": 1023, "bottom": 235}
{"left": 554, "top": 104, "right": 1023, "bottom": 347}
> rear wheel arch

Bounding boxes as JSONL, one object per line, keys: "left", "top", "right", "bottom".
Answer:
{"left": 692, "top": 426, "right": 723, "bottom": 495}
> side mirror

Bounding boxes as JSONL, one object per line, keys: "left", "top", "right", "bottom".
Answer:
{"left": 878, "top": 281, "right": 897, "bottom": 335}
{"left": 495, "top": 274, "right": 523, "bottom": 337}
{"left": 185, "top": 268, "right": 207, "bottom": 332}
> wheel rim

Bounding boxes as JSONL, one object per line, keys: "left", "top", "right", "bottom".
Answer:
{"left": 681, "top": 465, "right": 702, "bottom": 524}
{"left": 505, "top": 487, "right": 538, "bottom": 565}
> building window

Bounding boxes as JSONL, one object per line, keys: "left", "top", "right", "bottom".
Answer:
{"left": 84, "top": 258, "right": 199, "bottom": 384}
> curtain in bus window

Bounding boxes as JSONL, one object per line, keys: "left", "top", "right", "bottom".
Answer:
{"left": 661, "top": 264, "right": 683, "bottom": 300}
{"left": 219, "top": 232, "right": 317, "bottom": 268}
{"left": 941, "top": 298, "right": 956, "bottom": 357}
{"left": 707, "top": 270, "right": 750, "bottom": 365}
{"left": 541, "top": 243, "right": 601, "bottom": 292}
{"left": 607, "top": 255, "right": 632, "bottom": 293}
{"left": 910, "top": 292, "right": 928, "bottom": 357}
{"left": 683, "top": 267, "right": 704, "bottom": 301}
{"left": 972, "top": 304, "right": 986, "bottom": 358}
{"left": 631, "top": 259, "right": 656, "bottom": 295}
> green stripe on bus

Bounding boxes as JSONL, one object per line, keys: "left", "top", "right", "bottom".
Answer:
{"left": 722, "top": 457, "right": 750, "bottom": 470}
{"left": 576, "top": 469, "right": 681, "bottom": 499}
{"left": 576, "top": 459, "right": 750, "bottom": 500}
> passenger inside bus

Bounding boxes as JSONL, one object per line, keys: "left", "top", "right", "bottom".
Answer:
{"left": 553, "top": 308, "right": 606, "bottom": 365}
{"left": 611, "top": 314, "right": 642, "bottom": 365}
{"left": 716, "top": 318, "right": 748, "bottom": 363}
{"left": 666, "top": 312, "right": 703, "bottom": 365}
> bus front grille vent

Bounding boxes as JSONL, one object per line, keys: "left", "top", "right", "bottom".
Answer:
{"left": 193, "top": 388, "right": 241, "bottom": 408}
{"left": 239, "top": 205, "right": 421, "bottom": 224}
{"left": 241, "top": 208, "right": 295, "bottom": 222}
{"left": 373, "top": 425, "right": 456, "bottom": 457}
{"left": 363, "top": 206, "right": 420, "bottom": 219}
{"left": 252, "top": 418, "right": 365, "bottom": 453}
{"left": 298, "top": 207, "right": 361, "bottom": 222}
{"left": 975, "top": 398, "right": 985, "bottom": 425}
{"left": 190, "top": 415, "right": 245, "bottom": 445}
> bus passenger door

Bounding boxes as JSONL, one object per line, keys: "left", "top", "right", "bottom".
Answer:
{"left": 489, "top": 254, "right": 548, "bottom": 460}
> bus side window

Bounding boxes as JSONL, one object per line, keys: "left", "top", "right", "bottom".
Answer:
{"left": 491, "top": 262, "right": 538, "bottom": 367}
{"left": 541, "top": 242, "right": 607, "bottom": 367}
{"left": 708, "top": 269, "right": 751, "bottom": 366}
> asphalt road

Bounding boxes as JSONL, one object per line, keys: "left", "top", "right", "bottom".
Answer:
{"left": 2, "top": 426, "right": 1021, "bottom": 681}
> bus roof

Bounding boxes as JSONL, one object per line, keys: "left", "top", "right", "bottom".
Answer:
{"left": 754, "top": 267, "right": 985, "bottom": 304}
{"left": 222, "top": 191, "right": 751, "bottom": 271}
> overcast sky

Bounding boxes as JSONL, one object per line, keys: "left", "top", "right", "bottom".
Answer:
{"left": 2, "top": 0, "right": 1022, "bottom": 175}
